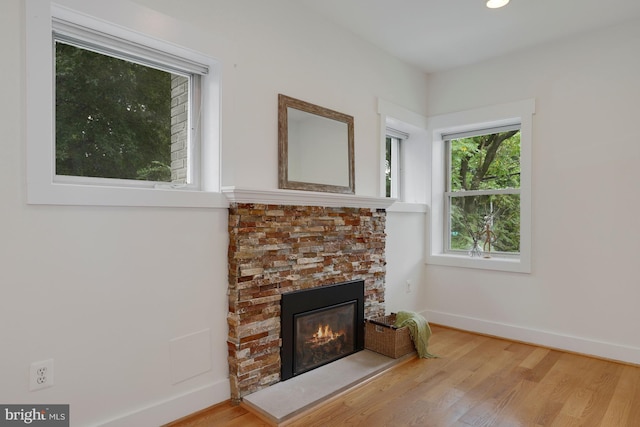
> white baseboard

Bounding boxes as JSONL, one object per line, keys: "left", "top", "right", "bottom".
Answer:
{"left": 96, "top": 379, "right": 230, "bottom": 427}
{"left": 424, "top": 309, "right": 640, "bottom": 365}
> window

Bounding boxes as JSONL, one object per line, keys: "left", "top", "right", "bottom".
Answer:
{"left": 427, "top": 99, "right": 534, "bottom": 273}
{"left": 385, "top": 128, "right": 408, "bottom": 198}
{"left": 378, "top": 99, "right": 429, "bottom": 207}
{"left": 26, "top": 1, "right": 224, "bottom": 207}
{"left": 54, "top": 22, "right": 203, "bottom": 187}
{"left": 445, "top": 126, "right": 521, "bottom": 257}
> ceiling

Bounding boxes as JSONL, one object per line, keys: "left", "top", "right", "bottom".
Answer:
{"left": 296, "top": 0, "right": 640, "bottom": 73}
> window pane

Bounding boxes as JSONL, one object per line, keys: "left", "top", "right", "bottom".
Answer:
{"left": 55, "top": 42, "right": 189, "bottom": 182}
{"left": 385, "top": 137, "right": 392, "bottom": 197}
{"left": 450, "top": 194, "right": 520, "bottom": 254}
{"left": 449, "top": 130, "right": 520, "bottom": 191}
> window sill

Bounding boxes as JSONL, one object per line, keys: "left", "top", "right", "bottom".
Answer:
{"left": 27, "top": 182, "right": 229, "bottom": 208}
{"left": 426, "top": 252, "right": 530, "bottom": 273}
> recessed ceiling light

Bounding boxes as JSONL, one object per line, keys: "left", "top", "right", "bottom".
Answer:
{"left": 486, "top": 0, "right": 510, "bottom": 8}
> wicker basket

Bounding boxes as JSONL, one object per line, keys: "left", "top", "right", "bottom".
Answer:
{"left": 364, "top": 313, "right": 415, "bottom": 358}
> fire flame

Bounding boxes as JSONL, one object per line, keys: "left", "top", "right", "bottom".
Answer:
{"left": 315, "top": 324, "right": 333, "bottom": 339}
{"left": 311, "top": 324, "right": 343, "bottom": 344}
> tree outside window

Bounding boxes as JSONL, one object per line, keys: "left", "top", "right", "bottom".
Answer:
{"left": 385, "top": 135, "right": 401, "bottom": 198}
{"left": 446, "top": 127, "right": 521, "bottom": 255}
{"left": 55, "top": 41, "right": 191, "bottom": 184}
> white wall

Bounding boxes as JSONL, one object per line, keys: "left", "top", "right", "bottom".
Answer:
{"left": 1, "top": 0, "right": 428, "bottom": 425}
{"left": 424, "top": 19, "right": 640, "bottom": 364}
{"left": 127, "top": 0, "right": 429, "bottom": 196}
{"left": 378, "top": 100, "right": 431, "bottom": 316}
{"left": 384, "top": 210, "right": 429, "bottom": 314}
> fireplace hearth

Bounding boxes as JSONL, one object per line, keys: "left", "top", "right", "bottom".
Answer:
{"left": 280, "top": 280, "right": 365, "bottom": 380}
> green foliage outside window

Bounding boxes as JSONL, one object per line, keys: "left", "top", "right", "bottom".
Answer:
{"left": 449, "top": 130, "right": 521, "bottom": 253}
{"left": 55, "top": 42, "right": 173, "bottom": 182}
{"left": 385, "top": 137, "right": 392, "bottom": 197}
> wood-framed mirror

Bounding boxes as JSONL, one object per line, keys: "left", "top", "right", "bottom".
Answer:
{"left": 278, "top": 94, "right": 355, "bottom": 194}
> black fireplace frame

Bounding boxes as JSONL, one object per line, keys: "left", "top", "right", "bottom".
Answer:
{"left": 280, "top": 280, "right": 365, "bottom": 381}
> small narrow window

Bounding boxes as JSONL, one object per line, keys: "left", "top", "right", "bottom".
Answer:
{"left": 385, "top": 128, "right": 408, "bottom": 199}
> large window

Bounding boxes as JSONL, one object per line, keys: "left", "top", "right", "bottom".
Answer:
{"left": 427, "top": 99, "right": 534, "bottom": 273}
{"left": 445, "top": 126, "right": 521, "bottom": 257}
{"left": 54, "top": 29, "right": 200, "bottom": 187}
{"left": 26, "top": 1, "right": 223, "bottom": 207}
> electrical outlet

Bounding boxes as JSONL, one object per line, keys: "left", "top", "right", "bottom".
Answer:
{"left": 30, "top": 359, "right": 54, "bottom": 391}
{"left": 405, "top": 280, "right": 412, "bottom": 293}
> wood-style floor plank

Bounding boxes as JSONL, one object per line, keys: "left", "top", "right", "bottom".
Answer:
{"left": 166, "top": 325, "right": 640, "bottom": 426}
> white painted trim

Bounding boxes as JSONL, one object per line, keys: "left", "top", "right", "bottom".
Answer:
{"left": 222, "top": 186, "right": 396, "bottom": 209}
{"left": 377, "top": 99, "right": 428, "bottom": 129}
{"left": 424, "top": 310, "right": 640, "bottom": 365}
{"left": 96, "top": 380, "right": 230, "bottom": 427}
{"left": 425, "top": 253, "right": 525, "bottom": 273}
{"left": 28, "top": 182, "right": 229, "bottom": 208}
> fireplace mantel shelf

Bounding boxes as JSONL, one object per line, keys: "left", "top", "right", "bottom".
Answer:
{"left": 222, "top": 186, "right": 396, "bottom": 209}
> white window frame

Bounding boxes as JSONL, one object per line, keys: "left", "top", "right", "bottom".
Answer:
{"left": 427, "top": 99, "right": 535, "bottom": 273}
{"left": 26, "top": 0, "right": 226, "bottom": 208}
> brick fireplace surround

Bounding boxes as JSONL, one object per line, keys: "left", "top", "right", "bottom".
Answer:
{"left": 227, "top": 201, "right": 388, "bottom": 402}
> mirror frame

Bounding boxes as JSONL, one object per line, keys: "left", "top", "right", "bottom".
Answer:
{"left": 278, "top": 94, "right": 355, "bottom": 194}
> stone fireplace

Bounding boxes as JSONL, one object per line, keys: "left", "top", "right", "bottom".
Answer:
{"left": 226, "top": 193, "right": 390, "bottom": 402}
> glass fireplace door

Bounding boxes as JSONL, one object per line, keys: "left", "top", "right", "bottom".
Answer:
{"left": 293, "top": 301, "right": 356, "bottom": 375}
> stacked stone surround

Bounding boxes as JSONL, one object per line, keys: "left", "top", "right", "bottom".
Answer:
{"left": 227, "top": 202, "right": 387, "bottom": 401}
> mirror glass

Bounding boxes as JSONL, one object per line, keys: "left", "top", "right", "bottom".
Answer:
{"left": 279, "top": 94, "right": 354, "bottom": 194}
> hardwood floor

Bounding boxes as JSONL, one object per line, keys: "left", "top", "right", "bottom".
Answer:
{"left": 166, "top": 325, "right": 640, "bottom": 426}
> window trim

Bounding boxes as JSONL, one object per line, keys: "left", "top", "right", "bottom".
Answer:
{"left": 26, "top": 1, "right": 226, "bottom": 208}
{"left": 426, "top": 99, "right": 535, "bottom": 273}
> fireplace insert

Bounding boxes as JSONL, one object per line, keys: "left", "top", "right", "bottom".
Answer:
{"left": 280, "top": 280, "right": 365, "bottom": 380}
